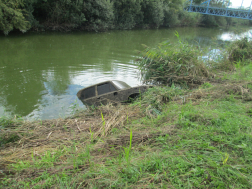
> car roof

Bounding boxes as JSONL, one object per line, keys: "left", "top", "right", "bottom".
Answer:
{"left": 83, "top": 80, "right": 131, "bottom": 90}
{"left": 111, "top": 80, "right": 131, "bottom": 89}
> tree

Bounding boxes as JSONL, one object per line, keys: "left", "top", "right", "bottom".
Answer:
{"left": 113, "top": 0, "right": 143, "bottom": 29}
{"left": 0, "top": 0, "right": 30, "bottom": 35}
{"left": 142, "top": 0, "right": 164, "bottom": 28}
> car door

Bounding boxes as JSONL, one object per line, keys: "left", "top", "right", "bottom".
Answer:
{"left": 96, "top": 82, "right": 118, "bottom": 105}
{"left": 80, "top": 86, "right": 98, "bottom": 106}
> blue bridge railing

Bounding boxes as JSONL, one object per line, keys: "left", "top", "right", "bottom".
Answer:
{"left": 185, "top": 0, "right": 252, "bottom": 20}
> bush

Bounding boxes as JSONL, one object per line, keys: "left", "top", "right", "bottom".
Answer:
{"left": 83, "top": 0, "right": 114, "bottom": 31}
{"left": 201, "top": 15, "right": 218, "bottom": 27}
{"left": 141, "top": 0, "right": 164, "bottom": 28}
{"left": 228, "top": 37, "right": 252, "bottom": 63}
{"left": 31, "top": 0, "right": 114, "bottom": 31}
{"left": 178, "top": 11, "right": 201, "bottom": 26}
{"left": 32, "top": 0, "right": 86, "bottom": 27}
{"left": 113, "top": 0, "right": 143, "bottom": 29}
{"left": 137, "top": 32, "right": 210, "bottom": 87}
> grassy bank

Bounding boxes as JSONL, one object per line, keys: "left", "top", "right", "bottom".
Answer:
{"left": 1, "top": 39, "right": 252, "bottom": 188}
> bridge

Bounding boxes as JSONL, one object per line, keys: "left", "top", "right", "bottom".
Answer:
{"left": 185, "top": 0, "right": 252, "bottom": 20}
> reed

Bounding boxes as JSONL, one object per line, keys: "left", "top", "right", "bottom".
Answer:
{"left": 137, "top": 32, "right": 211, "bottom": 88}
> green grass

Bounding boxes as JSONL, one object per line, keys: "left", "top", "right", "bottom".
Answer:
{"left": 0, "top": 116, "right": 23, "bottom": 146}
{"left": 227, "top": 63, "right": 252, "bottom": 81}
{"left": 0, "top": 116, "right": 14, "bottom": 128}
{"left": 1, "top": 85, "right": 252, "bottom": 188}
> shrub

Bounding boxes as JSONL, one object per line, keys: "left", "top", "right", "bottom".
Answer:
{"left": 178, "top": 11, "right": 201, "bottom": 26}
{"left": 228, "top": 37, "right": 252, "bottom": 63}
{"left": 31, "top": 0, "right": 86, "bottom": 27}
{"left": 31, "top": 0, "right": 114, "bottom": 31}
{"left": 84, "top": 0, "right": 114, "bottom": 31}
{"left": 137, "top": 32, "right": 210, "bottom": 87}
{"left": 141, "top": 0, "right": 164, "bottom": 28}
{"left": 113, "top": 0, "right": 143, "bottom": 29}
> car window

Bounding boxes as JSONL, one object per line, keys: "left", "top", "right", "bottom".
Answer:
{"left": 84, "top": 86, "right": 96, "bottom": 98}
{"left": 97, "top": 82, "right": 116, "bottom": 95}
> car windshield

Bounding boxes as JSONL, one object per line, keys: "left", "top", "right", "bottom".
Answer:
{"left": 112, "top": 80, "right": 131, "bottom": 90}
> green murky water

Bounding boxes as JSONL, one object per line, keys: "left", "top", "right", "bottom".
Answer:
{"left": 0, "top": 27, "right": 251, "bottom": 120}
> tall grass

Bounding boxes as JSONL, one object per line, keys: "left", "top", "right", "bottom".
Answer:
{"left": 137, "top": 32, "right": 210, "bottom": 87}
{"left": 228, "top": 37, "right": 252, "bottom": 64}
{"left": 123, "top": 128, "right": 133, "bottom": 166}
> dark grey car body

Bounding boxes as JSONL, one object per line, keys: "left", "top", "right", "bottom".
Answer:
{"left": 77, "top": 80, "right": 150, "bottom": 106}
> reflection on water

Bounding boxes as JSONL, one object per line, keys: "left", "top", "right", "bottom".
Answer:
{"left": 218, "top": 29, "right": 252, "bottom": 41}
{"left": 0, "top": 27, "right": 251, "bottom": 120}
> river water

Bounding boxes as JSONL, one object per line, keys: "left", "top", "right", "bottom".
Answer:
{"left": 0, "top": 27, "right": 251, "bottom": 120}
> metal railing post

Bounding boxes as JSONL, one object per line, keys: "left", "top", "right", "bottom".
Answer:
{"left": 190, "top": 0, "right": 193, "bottom": 11}
{"left": 248, "top": 1, "right": 252, "bottom": 19}
{"left": 241, "top": 0, "right": 244, "bottom": 9}
{"left": 206, "top": 0, "right": 210, "bottom": 13}
{"left": 225, "top": 0, "right": 230, "bottom": 16}
{"left": 185, "top": 0, "right": 252, "bottom": 20}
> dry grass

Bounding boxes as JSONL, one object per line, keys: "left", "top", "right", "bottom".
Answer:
{"left": 0, "top": 101, "right": 179, "bottom": 187}
{"left": 0, "top": 105, "right": 139, "bottom": 160}
{"left": 0, "top": 103, "right": 168, "bottom": 175}
{"left": 171, "top": 81, "right": 252, "bottom": 105}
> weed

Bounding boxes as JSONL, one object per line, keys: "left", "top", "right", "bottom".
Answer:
{"left": 89, "top": 127, "right": 94, "bottom": 142}
{"left": 69, "top": 99, "right": 81, "bottom": 115}
{"left": 200, "top": 82, "right": 213, "bottom": 89}
{"left": 0, "top": 116, "right": 14, "bottom": 128}
{"left": 123, "top": 128, "right": 133, "bottom": 166}
{"left": 101, "top": 111, "right": 105, "bottom": 135}
{"left": 222, "top": 153, "right": 229, "bottom": 165}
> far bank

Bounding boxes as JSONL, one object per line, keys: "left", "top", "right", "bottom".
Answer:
{"left": 1, "top": 0, "right": 252, "bottom": 35}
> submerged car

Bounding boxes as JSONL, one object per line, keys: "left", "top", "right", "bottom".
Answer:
{"left": 77, "top": 80, "right": 151, "bottom": 106}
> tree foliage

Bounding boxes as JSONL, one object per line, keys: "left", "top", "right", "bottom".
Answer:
{"left": 0, "top": 0, "right": 30, "bottom": 35}
{"left": 113, "top": 0, "right": 143, "bottom": 29}
{"left": 0, "top": 0, "right": 249, "bottom": 34}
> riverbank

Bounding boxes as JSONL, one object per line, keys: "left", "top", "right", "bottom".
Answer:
{"left": 1, "top": 59, "right": 252, "bottom": 188}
